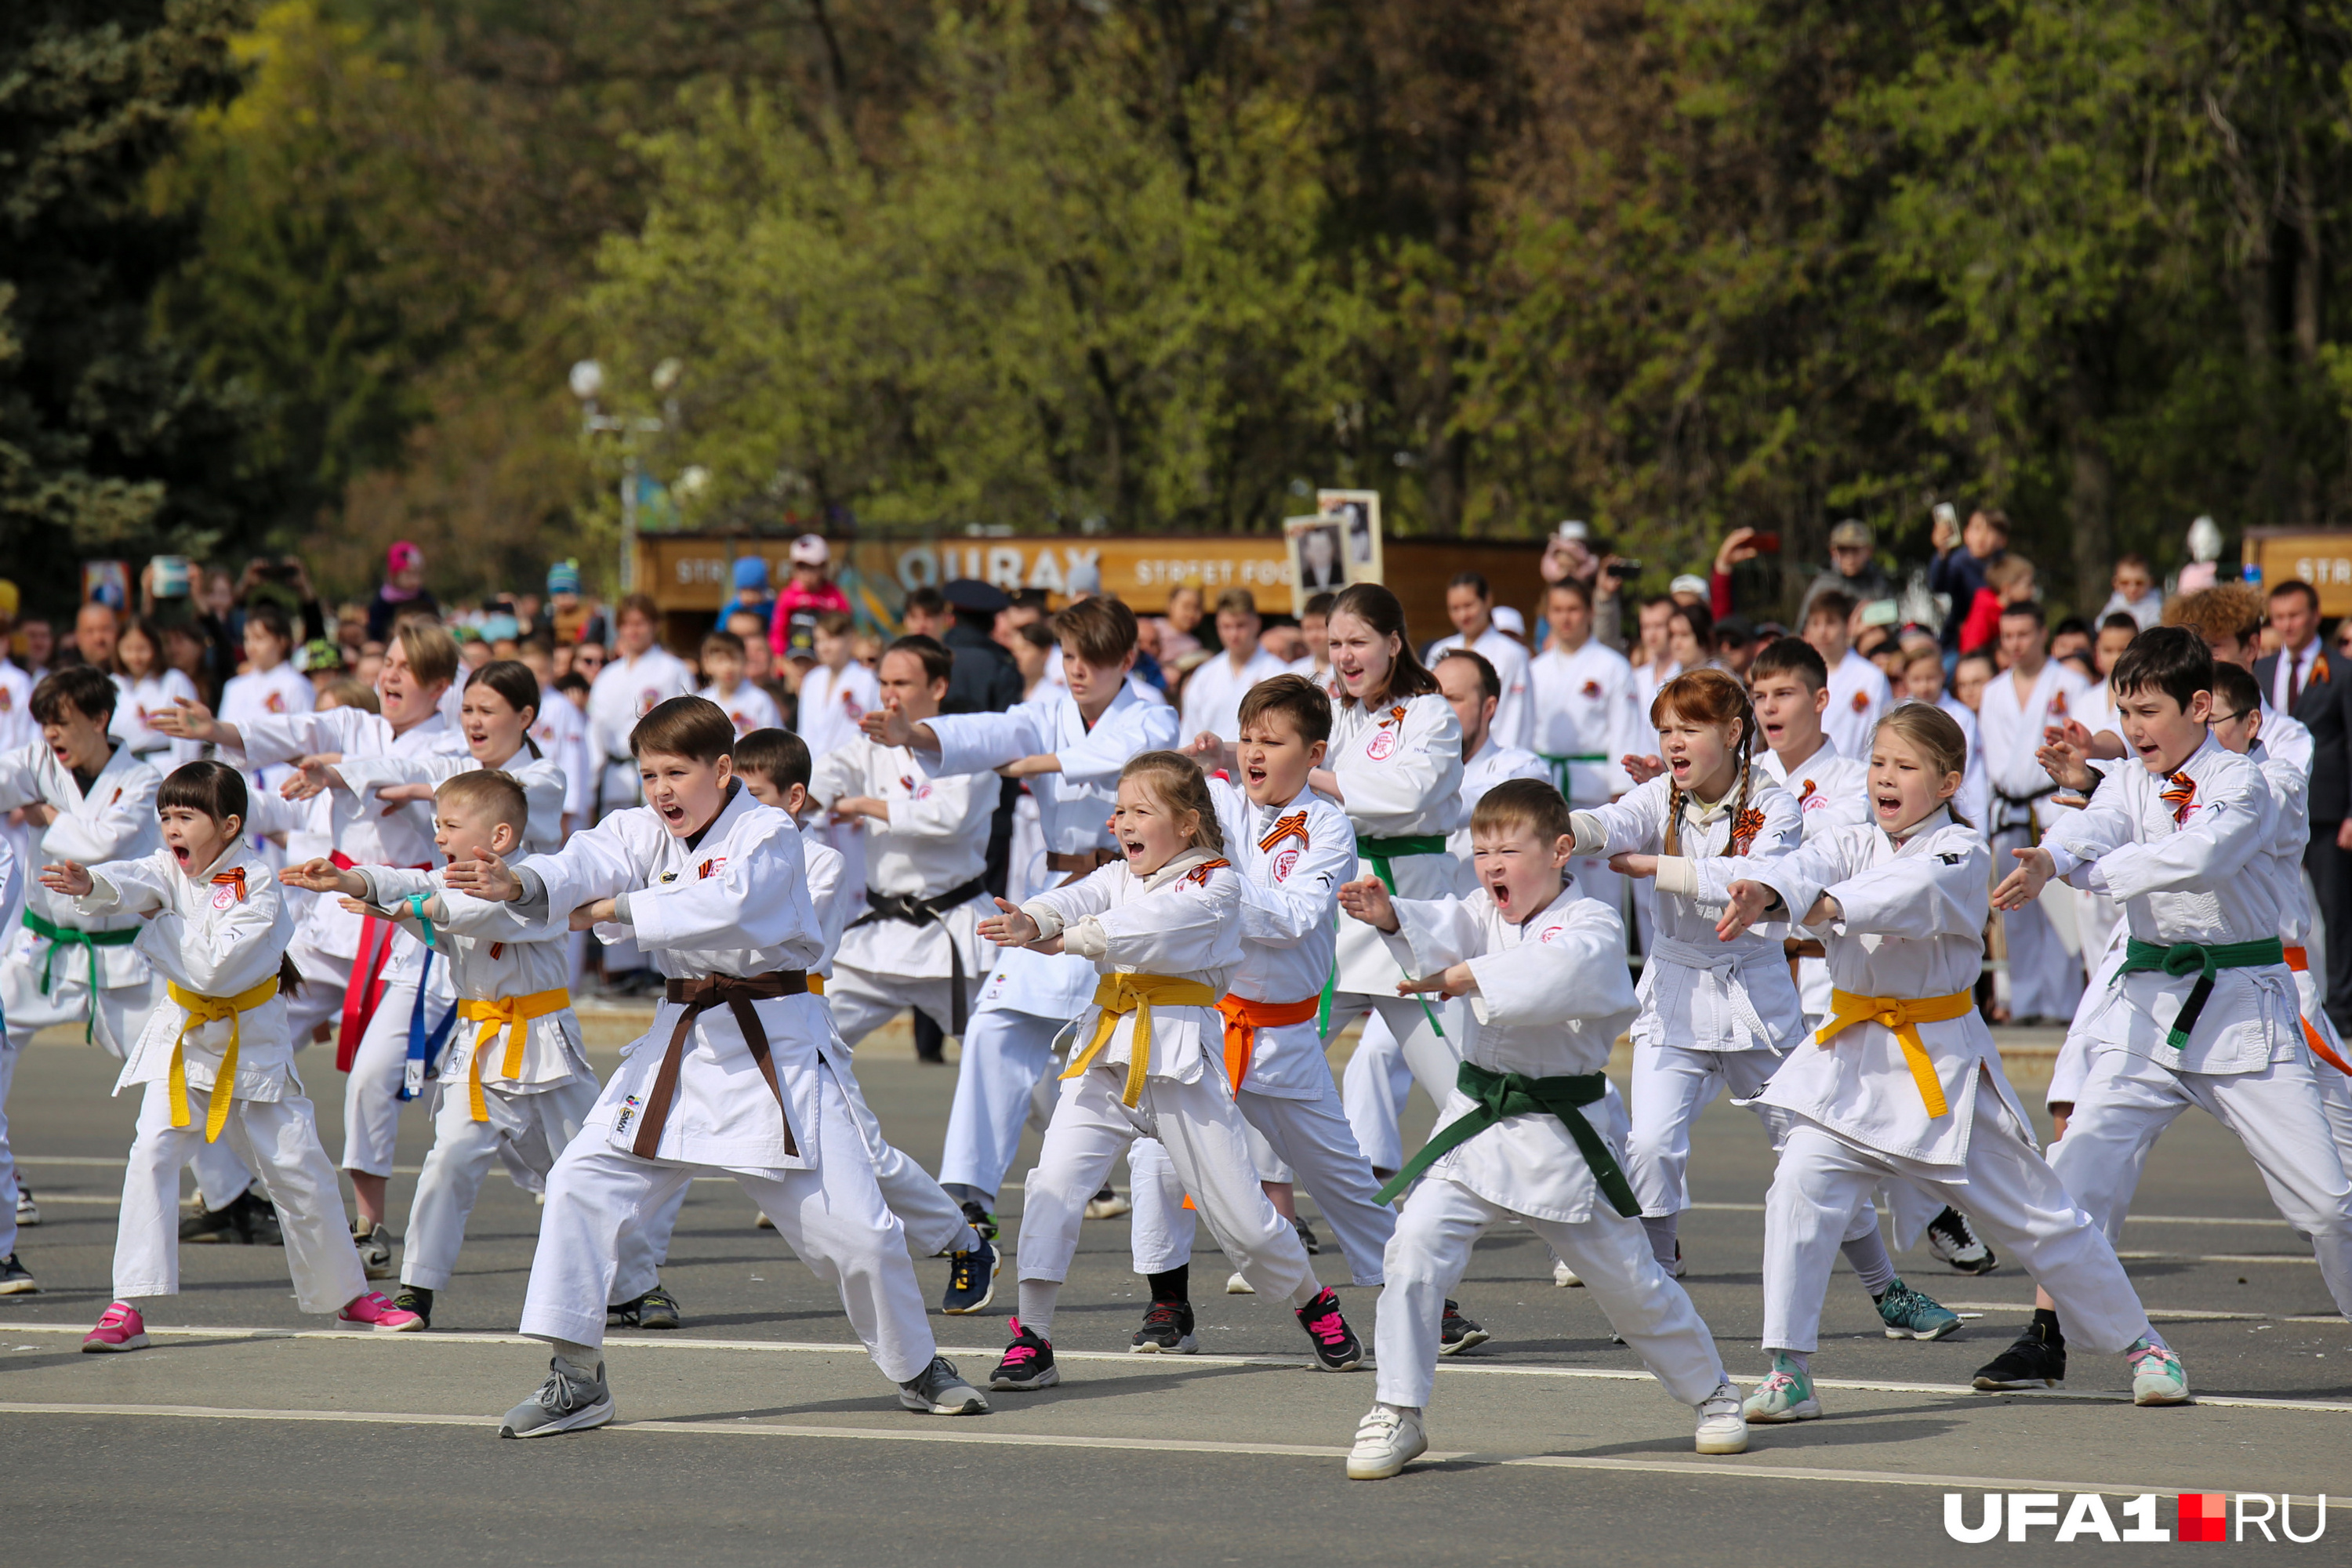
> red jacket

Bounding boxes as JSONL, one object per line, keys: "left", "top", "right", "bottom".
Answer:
{"left": 768, "top": 579, "right": 851, "bottom": 657}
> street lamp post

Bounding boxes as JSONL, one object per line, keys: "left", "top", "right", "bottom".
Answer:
{"left": 569, "top": 358, "right": 674, "bottom": 594}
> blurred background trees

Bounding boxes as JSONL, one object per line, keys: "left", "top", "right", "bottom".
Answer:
{"left": 9, "top": 0, "right": 2352, "bottom": 610}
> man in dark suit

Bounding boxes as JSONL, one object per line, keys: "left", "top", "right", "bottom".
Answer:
{"left": 2256, "top": 577, "right": 2352, "bottom": 1030}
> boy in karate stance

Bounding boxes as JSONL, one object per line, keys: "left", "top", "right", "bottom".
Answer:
{"left": 1338, "top": 779, "right": 1747, "bottom": 1478}
{"left": 1984, "top": 629, "right": 2352, "bottom": 1386}
{"left": 445, "top": 698, "right": 989, "bottom": 1433}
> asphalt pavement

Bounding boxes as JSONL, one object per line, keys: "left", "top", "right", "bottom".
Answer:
{"left": 2, "top": 1011, "right": 2344, "bottom": 1566}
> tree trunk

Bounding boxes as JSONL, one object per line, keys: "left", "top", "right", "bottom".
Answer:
{"left": 2062, "top": 351, "right": 2112, "bottom": 616}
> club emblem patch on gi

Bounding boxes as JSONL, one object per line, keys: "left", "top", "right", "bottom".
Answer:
{"left": 2048, "top": 689, "right": 2068, "bottom": 718}
{"left": 698, "top": 856, "right": 725, "bottom": 879}
{"left": 0, "top": 688, "right": 12, "bottom": 711}
{"left": 615, "top": 1094, "right": 641, "bottom": 1136}
{"left": 1367, "top": 730, "right": 1396, "bottom": 760}
{"left": 1850, "top": 689, "right": 1869, "bottom": 713}
{"left": 639, "top": 687, "right": 661, "bottom": 715}
{"left": 1537, "top": 924, "right": 1566, "bottom": 944}
{"left": 1272, "top": 847, "right": 1301, "bottom": 881}
{"left": 1581, "top": 680, "right": 1602, "bottom": 699}
{"left": 210, "top": 884, "right": 238, "bottom": 910}
{"left": 264, "top": 691, "right": 285, "bottom": 713}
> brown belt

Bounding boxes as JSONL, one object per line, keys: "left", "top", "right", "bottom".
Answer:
{"left": 632, "top": 972, "right": 810, "bottom": 1159}
{"left": 1047, "top": 848, "right": 1121, "bottom": 886}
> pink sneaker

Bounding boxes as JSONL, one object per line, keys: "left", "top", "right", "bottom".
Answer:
{"left": 338, "top": 1290, "right": 424, "bottom": 1332}
{"left": 82, "top": 1301, "right": 150, "bottom": 1353}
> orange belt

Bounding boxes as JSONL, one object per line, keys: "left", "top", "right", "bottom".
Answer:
{"left": 1216, "top": 995, "right": 1320, "bottom": 1091}
{"left": 2279, "top": 948, "right": 2352, "bottom": 1076}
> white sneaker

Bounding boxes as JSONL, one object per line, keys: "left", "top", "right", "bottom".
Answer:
{"left": 1345, "top": 1403, "right": 1428, "bottom": 1480}
{"left": 2128, "top": 1339, "right": 2191, "bottom": 1406}
{"left": 1225, "top": 1271, "right": 1255, "bottom": 1294}
{"left": 755, "top": 1211, "right": 775, "bottom": 1230}
{"left": 1552, "top": 1257, "right": 1581, "bottom": 1287}
{"left": 1694, "top": 1378, "right": 1750, "bottom": 1454}
{"left": 1083, "top": 1188, "right": 1133, "bottom": 1221}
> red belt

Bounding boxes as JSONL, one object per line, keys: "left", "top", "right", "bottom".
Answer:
{"left": 332, "top": 851, "right": 436, "bottom": 1071}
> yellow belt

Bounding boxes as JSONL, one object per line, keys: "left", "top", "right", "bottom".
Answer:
{"left": 456, "top": 988, "right": 572, "bottom": 1122}
{"left": 1062, "top": 973, "right": 1220, "bottom": 1107}
{"left": 165, "top": 975, "right": 282, "bottom": 1142}
{"left": 1815, "top": 988, "right": 1976, "bottom": 1118}
{"left": 807, "top": 975, "right": 826, "bottom": 996}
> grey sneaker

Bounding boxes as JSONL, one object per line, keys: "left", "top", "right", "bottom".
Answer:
{"left": 352, "top": 1221, "right": 394, "bottom": 1280}
{"left": 1876, "top": 1276, "right": 1962, "bottom": 1340}
{"left": 898, "top": 1355, "right": 991, "bottom": 1415}
{"left": 499, "top": 1356, "right": 614, "bottom": 1438}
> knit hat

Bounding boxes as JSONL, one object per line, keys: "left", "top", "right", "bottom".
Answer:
{"left": 546, "top": 559, "right": 582, "bottom": 595}
{"left": 387, "top": 541, "right": 423, "bottom": 575}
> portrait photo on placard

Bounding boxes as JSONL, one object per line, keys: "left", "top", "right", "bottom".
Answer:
{"left": 1285, "top": 515, "right": 1348, "bottom": 611}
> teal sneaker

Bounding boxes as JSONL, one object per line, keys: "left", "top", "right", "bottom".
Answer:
{"left": 1876, "top": 1276, "right": 1962, "bottom": 1341}
{"left": 1742, "top": 1357, "right": 1822, "bottom": 1423}
{"left": 2127, "top": 1338, "right": 2191, "bottom": 1406}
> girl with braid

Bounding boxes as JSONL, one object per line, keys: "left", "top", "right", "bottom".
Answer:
{"left": 1571, "top": 670, "right": 1804, "bottom": 1276}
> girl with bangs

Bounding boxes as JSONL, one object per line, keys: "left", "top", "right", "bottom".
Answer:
{"left": 1571, "top": 668, "right": 1804, "bottom": 1278}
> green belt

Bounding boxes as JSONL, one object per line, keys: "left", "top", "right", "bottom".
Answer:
{"left": 1320, "top": 834, "right": 1454, "bottom": 1039}
{"left": 2117, "top": 936, "right": 2285, "bottom": 1052}
{"left": 1374, "top": 1060, "right": 1640, "bottom": 1215}
{"left": 23, "top": 910, "right": 142, "bottom": 1043}
{"left": 1538, "top": 753, "right": 1609, "bottom": 801}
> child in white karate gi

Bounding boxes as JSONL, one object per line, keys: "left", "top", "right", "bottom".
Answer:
{"left": 811, "top": 636, "right": 998, "bottom": 1049}
{"left": 0, "top": 669, "right": 165, "bottom": 1295}
{"left": 442, "top": 697, "right": 988, "bottom": 1435}
{"left": 978, "top": 752, "right": 1360, "bottom": 1391}
{"left": 51, "top": 761, "right": 419, "bottom": 1349}
{"left": 1710, "top": 706, "right": 2185, "bottom": 1419}
{"left": 1987, "top": 629, "right": 2352, "bottom": 1389}
{"left": 1124, "top": 677, "right": 1400, "bottom": 1351}
{"left": 862, "top": 597, "right": 1177, "bottom": 1235}
{"left": 1337, "top": 777, "right": 1748, "bottom": 1479}
{"left": 285, "top": 769, "right": 634, "bottom": 1331}
{"left": 1577, "top": 668, "right": 1804, "bottom": 1276}
{"left": 732, "top": 729, "right": 998, "bottom": 1316}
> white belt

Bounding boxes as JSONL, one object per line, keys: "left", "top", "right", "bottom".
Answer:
{"left": 1644, "top": 935, "right": 1778, "bottom": 1048}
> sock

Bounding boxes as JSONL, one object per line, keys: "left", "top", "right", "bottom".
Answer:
{"left": 2031, "top": 1306, "right": 2064, "bottom": 1343}
{"left": 1147, "top": 1265, "right": 1189, "bottom": 1305}
{"left": 550, "top": 1338, "right": 600, "bottom": 1375}
{"left": 2130, "top": 1326, "right": 2169, "bottom": 1352}
{"left": 1769, "top": 1348, "right": 1810, "bottom": 1378}
{"left": 949, "top": 1224, "right": 982, "bottom": 1255}
{"left": 1288, "top": 1278, "right": 1325, "bottom": 1309}
{"left": 945, "top": 1182, "right": 989, "bottom": 1208}
{"left": 1018, "top": 1279, "right": 1059, "bottom": 1339}
{"left": 1843, "top": 1229, "right": 1897, "bottom": 1297}
{"left": 1641, "top": 1214, "right": 1678, "bottom": 1269}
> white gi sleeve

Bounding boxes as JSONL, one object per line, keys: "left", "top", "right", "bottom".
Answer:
{"left": 42, "top": 768, "right": 162, "bottom": 864}
{"left": 1020, "top": 861, "right": 1121, "bottom": 942}
{"left": 1822, "top": 836, "right": 1990, "bottom": 942}
{"left": 230, "top": 707, "right": 384, "bottom": 768}
{"left": 626, "top": 817, "right": 816, "bottom": 954}
{"left": 1070, "top": 865, "right": 1240, "bottom": 968}
{"left": 137, "top": 877, "right": 285, "bottom": 996}
{"left": 924, "top": 706, "right": 1054, "bottom": 779}
{"left": 1333, "top": 696, "right": 1464, "bottom": 824}
{"left": 2065, "top": 768, "right": 2270, "bottom": 901}
{"left": 1388, "top": 892, "right": 1493, "bottom": 974}
{"left": 1465, "top": 902, "right": 1636, "bottom": 1028}
{"left": 1057, "top": 701, "right": 1178, "bottom": 782}
{"left": 805, "top": 742, "right": 866, "bottom": 811}
{"left": 75, "top": 851, "right": 181, "bottom": 917}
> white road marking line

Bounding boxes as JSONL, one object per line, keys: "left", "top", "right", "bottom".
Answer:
{"left": 1686, "top": 1201, "right": 2293, "bottom": 1229}
{"left": 0, "top": 1399, "right": 2330, "bottom": 1501}
{"left": 3, "top": 1323, "right": 2346, "bottom": 1412}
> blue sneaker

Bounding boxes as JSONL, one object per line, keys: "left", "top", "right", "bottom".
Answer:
{"left": 1876, "top": 1276, "right": 1962, "bottom": 1340}
{"left": 941, "top": 1235, "right": 1000, "bottom": 1316}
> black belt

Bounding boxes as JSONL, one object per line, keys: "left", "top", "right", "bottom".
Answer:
{"left": 635, "top": 972, "right": 810, "bottom": 1159}
{"left": 1046, "top": 848, "right": 1120, "bottom": 886}
{"left": 1992, "top": 781, "right": 2058, "bottom": 837}
{"left": 848, "top": 874, "right": 990, "bottom": 1033}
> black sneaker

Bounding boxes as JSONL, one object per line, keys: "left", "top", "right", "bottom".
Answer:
{"left": 1439, "top": 1298, "right": 1490, "bottom": 1356}
{"left": 0, "top": 1252, "right": 36, "bottom": 1294}
{"left": 1131, "top": 1300, "right": 1198, "bottom": 1354}
{"left": 608, "top": 1284, "right": 681, "bottom": 1330}
{"left": 1928, "top": 1207, "right": 1998, "bottom": 1274}
{"left": 237, "top": 1187, "right": 283, "bottom": 1246}
{"left": 391, "top": 1284, "right": 434, "bottom": 1330}
{"left": 180, "top": 1197, "right": 242, "bottom": 1244}
{"left": 1293, "top": 1216, "right": 1321, "bottom": 1255}
{"left": 990, "top": 1318, "right": 1059, "bottom": 1391}
{"left": 1973, "top": 1320, "right": 2065, "bottom": 1390}
{"left": 941, "top": 1235, "right": 1000, "bottom": 1316}
{"left": 1294, "top": 1287, "right": 1363, "bottom": 1372}
{"left": 960, "top": 1199, "right": 999, "bottom": 1243}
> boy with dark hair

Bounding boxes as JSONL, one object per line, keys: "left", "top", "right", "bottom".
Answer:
{"left": 1987, "top": 627, "right": 2352, "bottom": 1390}
{"left": 1798, "top": 590, "right": 1888, "bottom": 760}
{"left": 696, "top": 630, "right": 782, "bottom": 739}
{"left": 1429, "top": 573, "right": 1533, "bottom": 750}
{"left": 1179, "top": 588, "right": 1288, "bottom": 744}
{"left": 446, "top": 696, "right": 989, "bottom": 1431}
{"left": 1978, "top": 597, "right": 2091, "bottom": 1026}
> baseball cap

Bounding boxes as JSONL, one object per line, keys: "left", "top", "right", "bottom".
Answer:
{"left": 1552, "top": 520, "right": 1591, "bottom": 543}
{"left": 1830, "top": 519, "right": 1874, "bottom": 550}
{"left": 789, "top": 534, "right": 829, "bottom": 567}
{"left": 1670, "top": 573, "right": 1709, "bottom": 598}
{"left": 1491, "top": 605, "right": 1526, "bottom": 637}
{"left": 942, "top": 579, "right": 1011, "bottom": 615}
{"left": 733, "top": 556, "right": 771, "bottom": 592}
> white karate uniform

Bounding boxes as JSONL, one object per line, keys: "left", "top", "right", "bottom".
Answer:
{"left": 354, "top": 864, "right": 615, "bottom": 1294}
{"left": 0, "top": 664, "right": 34, "bottom": 910}
{"left": 697, "top": 681, "right": 783, "bottom": 740}
{"left": 227, "top": 706, "right": 466, "bottom": 1172}
{"left": 1426, "top": 626, "right": 1535, "bottom": 751}
{"left": 1011, "top": 849, "right": 1316, "bottom": 1304}
{"left": 1178, "top": 647, "right": 1291, "bottom": 743}
{"left": 1374, "top": 882, "right": 1726, "bottom": 1411}
{"left": 585, "top": 648, "right": 695, "bottom": 820}
{"left": 809, "top": 735, "right": 996, "bottom": 1044}
{"left": 85, "top": 845, "right": 367, "bottom": 1314}
{"left": 1978, "top": 658, "right": 2092, "bottom": 1020}
{"left": 1130, "top": 782, "right": 1394, "bottom": 1287}
{"left": 1934, "top": 695, "right": 1991, "bottom": 837}
{"left": 2038, "top": 739, "right": 2352, "bottom": 1319}
{"left": 0, "top": 840, "right": 27, "bottom": 1262}
{"left": 922, "top": 685, "right": 1178, "bottom": 1202}
{"left": 1527, "top": 638, "right": 1641, "bottom": 808}
{"left": 529, "top": 679, "right": 593, "bottom": 828}
{"left": 1759, "top": 739, "right": 1871, "bottom": 1025}
{"left": 1327, "top": 693, "right": 1468, "bottom": 1126}
{"left": 794, "top": 662, "right": 883, "bottom": 921}
{"left": 1576, "top": 773, "right": 1805, "bottom": 1220}
{"left": 503, "top": 786, "right": 940, "bottom": 1381}
{"left": 109, "top": 670, "right": 202, "bottom": 769}
{"left": 1716, "top": 812, "right": 2158, "bottom": 1356}
{"left": 1821, "top": 648, "right": 1890, "bottom": 763}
